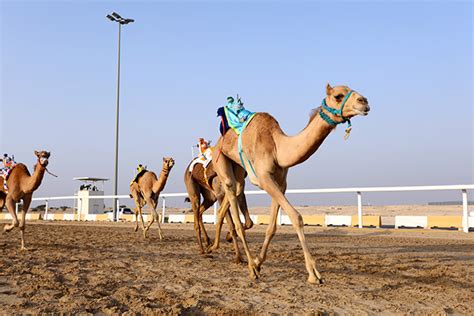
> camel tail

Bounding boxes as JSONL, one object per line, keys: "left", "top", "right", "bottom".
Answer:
{"left": 184, "top": 197, "right": 191, "bottom": 203}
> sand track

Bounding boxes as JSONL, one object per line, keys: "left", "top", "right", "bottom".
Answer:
{"left": 0, "top": 222, "right": 473, "bottom": 314}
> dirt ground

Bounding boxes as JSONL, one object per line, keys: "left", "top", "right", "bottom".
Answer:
{"left": 0, "top": 221, "right": 473, "bottom": 314}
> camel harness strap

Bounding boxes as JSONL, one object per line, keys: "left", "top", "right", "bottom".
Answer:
{"left": 320, "top": 90, "right": 354, "bottom": 140}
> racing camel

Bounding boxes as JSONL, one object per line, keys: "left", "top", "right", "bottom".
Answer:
{"left": 0, "top": 151, "right": 51, "bottom": 250}
{"left": 130, "top": 157, "right": 175, "bottom": 239}
{"left": 184, "top": 161, "right": 253, "bottom": 262}
{"left": 211, "top": 84, "right": 370, "bottom": 283}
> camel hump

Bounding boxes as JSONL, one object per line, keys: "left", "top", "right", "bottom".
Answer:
{"left": 189, "top": 162, "right": 217, "bottom": 190}
{"left": 1, "top": 162, "right": 22, "bottom": 181}
{"left": 130, "top": 169, "right": 148, "bottom": 186}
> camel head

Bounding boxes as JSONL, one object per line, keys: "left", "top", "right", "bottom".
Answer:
{"left": 324, "top": 84, "right": 370, "bottom": 120}
{"left": 34, "top": 150, "right": 51, "bottom": 168}
{"left": 162, "top": 157, "right": 175, "bottom": 171}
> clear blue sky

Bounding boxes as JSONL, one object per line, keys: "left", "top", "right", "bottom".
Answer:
{"left": 1, "top": 1, "right": 472, "bottom": 207}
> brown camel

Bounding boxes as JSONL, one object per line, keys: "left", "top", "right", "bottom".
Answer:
{"left": 130, "top": 157, "right": 175, "bottom": 239}
{"left": 0, "top": 151, "right": 51, "bottom": 250}
{"left": 211, "top": 84, "right": 370, "bottom": 283}
{"left": 184, "top": 160, "right": 253, "bottom": 262}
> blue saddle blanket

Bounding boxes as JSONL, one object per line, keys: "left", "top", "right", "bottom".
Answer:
{"left": 217, "top": 106, "right": 256, "bottom": 136}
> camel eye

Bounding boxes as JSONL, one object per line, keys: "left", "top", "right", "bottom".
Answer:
{"left": 334, "top": 94, "right": 344, "bottom": 101}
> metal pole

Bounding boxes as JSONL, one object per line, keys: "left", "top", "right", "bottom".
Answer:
{"left": 462, "top": 189, "right": 468, "bottom": 233}
{"left": 161, "top": 197, "right": 166, "bottom": 223}
{"left": 357, "top": 191, "right": 362, "bottom": 228}
{"left": 113, "top": 23, "right": 121, "bottom": 222}
{"left": 15, "top": 202, "right": 19, "bottom": 215}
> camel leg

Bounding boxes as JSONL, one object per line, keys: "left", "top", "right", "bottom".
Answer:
{"left": 206, "top": 196, "right": 243, "bottom": 263}
{"left": 143, "top": 197, "right": 155, "bottom": 238}
{"left": 191, "top": 197, "right": 205, "bottom": 253}
{"left": 237, "top": 192, "right": 253, "bottom": 230}
{"left": 225, "top": 192, "right": 253, "bottom": 242}
{"left": 144, "top": 197, "right": 164, "bottom": 240}
{"left": 225, "top": 210, "right": 244, "bottom": 263}
{"left": 131, "top": 185, "right": 145, "bottom": 232}
{"left": 254, "top": 198, "right": 280, "bottom": 269}
{"left": 138, "top": 202, "right": 146, "bottom": 232}
{"left": 19, "top": 195, "right": 32, "bottom": 251}
{"left": 215, "top": 157, "right": 258, "bottom": 279}
{"left": 226, "top": 188, "right": 258, "bottom": 278}
{"left": 206, "top": 196, "right": 230, "bottom": 253}
{"left": 198, "top": 206, "right": 211, "bottom": 247}
{"left": 185, "top": 179, "right": 207, "bottom": 253}
{"left": 3, "top": 197, "right": 19, "bottom": 233}
{"left": 134, "top": 208, "right": 139, "bottom": 231}
{"left": 197, "top": 192, "right": 215, "bottom": 247}
{"left": 154, "top": 208, "right": 164, "bottom": 240}
{"left": 259, "top": 175, "right": 323, "bottom": 284}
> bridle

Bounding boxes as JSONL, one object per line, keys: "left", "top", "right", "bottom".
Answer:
{"left": 39, "top": 157, "right": 58, "bottom": 177}
{"left": 319, "top": 90, "right": 354, "bottom": 139}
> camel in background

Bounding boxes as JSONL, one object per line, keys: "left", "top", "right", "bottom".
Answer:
{"left": 0, "top": 151, "right": 51, "bottom": 250}
{"left": 184, "top": 161, "right": 253, "bottom": 262}
{"left": 130, "top": 157, "right": 175, "bottom": 239}
{"left": 213, "top": 84, "right": 370, "bottom": 283}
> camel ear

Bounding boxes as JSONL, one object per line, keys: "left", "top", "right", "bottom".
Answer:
{"left": 34, "top": 150, "right": 39, "bottom": 157}
{"left": 326, "top": 83, "right": 333, "bottom": 96}
{"left": 163, "top": 157, "right": 166, "bottom": 162}
{"left": 46, "top": 152, "right": 51, "bottom": 158}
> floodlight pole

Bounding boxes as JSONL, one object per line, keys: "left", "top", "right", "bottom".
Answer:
{"left": 107, "top": 12, "right": 134, "bottom": 222}
{"left": 113, "top": 22, "right": 121, "bottom": 222}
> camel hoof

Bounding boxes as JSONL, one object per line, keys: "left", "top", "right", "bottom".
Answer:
{"left": 4, "top": 225, "right": 13, "bottom": 233}
{"left": 308, "top": 275, "right": 324, "bottom": 284}
{"left": 245, "top": 220, "right": 254, "bottom": 230}
{"left": 248, "top": 263, "right": 260, "bottom": 280}
{"left": 253, "top": 256, "right": 265, "bottom": 271}
{"left": 234, "top": 256, "right": 246, "bottom": 265}
{"left": 225, "top": 232, "right": 233, "bottom": 243}
{"left": 206, "top": 244, "right": 218, "bottom": 254}
{"left": 134, "top": 226, "right": 138, "bottom": 232}
{"left": 20, "top": 247, "right": 30, "bottom": 251}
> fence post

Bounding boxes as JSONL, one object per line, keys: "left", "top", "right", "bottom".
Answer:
{"left": 15, "top": 202, "right": 20, "bottom": 215}
{"left": 77, "top": 198, "right": 82, "bottom": 221}
{"left": 213, "top": 202, "right": 218, "bottom": 224}
{"left": 277, "top": 207, "right": 282, "bottom": 226}
{"left": 161, "top": 197, "right": 166, "bottom": 224}
{"left": 462, "top": 189, "right": 468, "bottom": 233}
{"left": 357, "top": 191, "right": 362, "bottom": 228}
{"left": 45, "top": 200, "right": 49, "bottom": 220}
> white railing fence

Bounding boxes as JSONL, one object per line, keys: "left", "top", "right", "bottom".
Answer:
{"left": 11, "top": 184, "right": 474, "bottom": 233}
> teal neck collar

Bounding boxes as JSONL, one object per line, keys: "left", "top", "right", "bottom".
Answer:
{"left": 319, "top": 90, "right": 353, "bottom": 139}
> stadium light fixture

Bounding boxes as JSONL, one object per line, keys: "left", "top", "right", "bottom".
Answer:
{"left": 106, "top": 12, "right": 134, "bottom": 221}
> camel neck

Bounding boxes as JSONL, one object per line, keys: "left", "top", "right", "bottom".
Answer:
{"left": 25, "top": 162, "right": 46, "bottom": 194}
{"left": 153, "top": 167, "right": 170, "bottom": 194}
{"left": 161, "top": 167, "right": 170, "bottom": 177}
{"left": 275, "top": 111, "right": 336, "bottom": 168}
